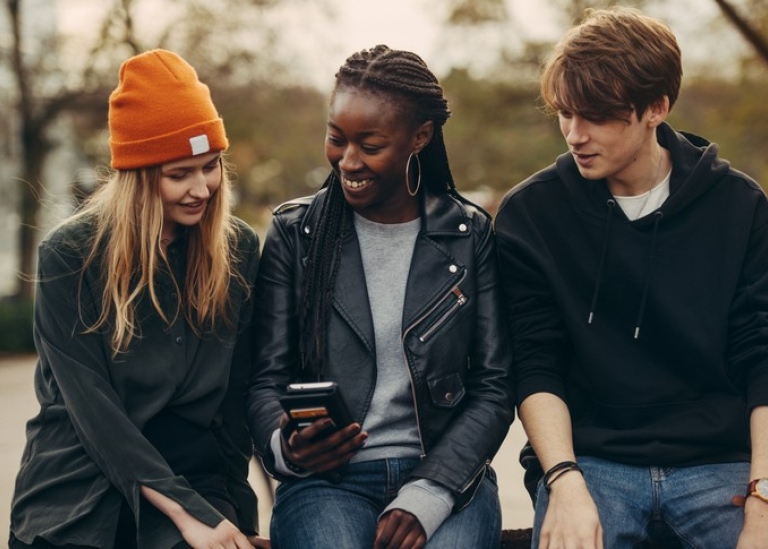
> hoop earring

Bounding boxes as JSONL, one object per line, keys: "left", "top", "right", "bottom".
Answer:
{"left": 406, "top": 153, "right": 421, "bottom": 197}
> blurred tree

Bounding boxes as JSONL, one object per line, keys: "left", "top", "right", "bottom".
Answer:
{"left": 713, "top": 0, "right": 768, "bottom": 66}
{"left": 545, "top": 0, "right": 768, "bottom": 69}
{"left": 546, "top": 0, "right": 649, "bottom": 25}
{"left": 3, "top": 0, "right": 319, "bottom": 299}
{"left": 429, "top": 0, "right": 522, "bottom": 79}
{"left": 445, "top": 0, "right": 509, "bottom": 25}
{"left": 441, "top": 68, "right": 562, "bottom": 201}
{"left": 6, "top": 0, "right": 102, "bottom": 301}
{"left": 216, "top": 83, "right": 328, "bottom": 218}
{"left": 671, "top": 76, "right": 768, "bottom": 185}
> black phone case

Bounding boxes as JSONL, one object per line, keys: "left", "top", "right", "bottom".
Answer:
{"left": 279, "top": 382, "right": 353, "bottom": 440}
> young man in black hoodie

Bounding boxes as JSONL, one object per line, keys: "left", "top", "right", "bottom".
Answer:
{"left": 495, "top": 6, "right": 768, "bottom": 548}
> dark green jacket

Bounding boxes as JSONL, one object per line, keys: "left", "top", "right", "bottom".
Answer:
{"left": 10, "top": 215, "right": 260, "bottom": 547}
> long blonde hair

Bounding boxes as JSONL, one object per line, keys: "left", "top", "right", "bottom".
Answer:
{"left": 74, "top": 158, "right": 248, "bottom": 355}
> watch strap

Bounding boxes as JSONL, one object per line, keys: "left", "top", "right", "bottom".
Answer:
{"left": 733, "top": 478, "right": 768, "bottom": 507}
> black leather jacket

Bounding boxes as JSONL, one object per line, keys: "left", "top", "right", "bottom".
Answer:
{"left": 246, "top": 188, "right": 514, "bottom": 505}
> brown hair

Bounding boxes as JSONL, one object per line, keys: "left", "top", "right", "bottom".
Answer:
{"left": 540, "top": 6, "right": 682, "bottom": 121}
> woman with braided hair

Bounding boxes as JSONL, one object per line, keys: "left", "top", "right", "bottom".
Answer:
{"left": 246, "top": 45, "right": 514, "bottom": 548}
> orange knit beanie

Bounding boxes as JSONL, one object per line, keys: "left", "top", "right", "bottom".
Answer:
{"left": 108, "top": 49, "right": 228, "bottom": 169}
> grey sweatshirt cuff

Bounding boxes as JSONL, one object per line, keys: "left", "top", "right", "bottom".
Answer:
{"left": 381, "top": 479, "right": 455, "bottom": 540}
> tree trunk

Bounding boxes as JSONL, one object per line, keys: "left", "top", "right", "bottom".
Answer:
{"left": 17, "top": 123, "right": 49, "bottom": 300}
{"left": 7, "top": 0, "right": 40, "bottom": 299}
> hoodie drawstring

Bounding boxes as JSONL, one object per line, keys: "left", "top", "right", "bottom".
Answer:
{"left": 587, "top": 199, "right": 616, "bottom": 325}
{"left": 633, "top": 211, "right": 664, "bottom": 339}
{"left": 587, "top": 202, "right": 663, "bottom": 340}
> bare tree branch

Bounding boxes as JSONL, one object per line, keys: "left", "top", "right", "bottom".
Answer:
{"left": 713, "top": 0, "right": 768, "bottom": 65}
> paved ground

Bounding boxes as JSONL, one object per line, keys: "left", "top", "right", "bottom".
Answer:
{"left": 1, "top": 354, "right": 533, "bottom": 539}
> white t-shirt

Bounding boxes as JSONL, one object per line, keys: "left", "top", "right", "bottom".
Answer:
{"left": 614, "top": 168, "right": 672, "bottom": 220}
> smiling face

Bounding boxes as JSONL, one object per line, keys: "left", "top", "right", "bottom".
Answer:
{"left": 159, "top": 150, "right": 222, "bottom": 241}
{"left": 324, "top": 87, "right": 432, "bottom": 223}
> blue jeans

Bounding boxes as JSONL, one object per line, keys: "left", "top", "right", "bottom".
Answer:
{"left": 270, "top": 458, "right": 501, "bottom": 548}
{"left": 533, "top": 457, "right": 750, "bottom": 548}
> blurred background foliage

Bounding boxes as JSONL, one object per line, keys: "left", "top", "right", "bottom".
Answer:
{"left": 1, "top": 0, "right": 767, "bottom": 351}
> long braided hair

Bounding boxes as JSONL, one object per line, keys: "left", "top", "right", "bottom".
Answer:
{"left": 300, "top": 44, "right": 456, "bottom": 376}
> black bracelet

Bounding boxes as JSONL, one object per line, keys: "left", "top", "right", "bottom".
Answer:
{"left": 543, "top": 460, "right": 583, "bottom": 493}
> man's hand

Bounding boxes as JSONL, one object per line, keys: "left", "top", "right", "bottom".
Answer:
{"left": 737, "top": 497, "right": 768, "bottom": 548}
{"left": 374, "top": 509, "right": 426, "bottom": 549}
{"left": 538, "top": 472, "right": 603, "bottom": 549}
{"left": 280, "top": 412, "right": 367, "bottom": 473}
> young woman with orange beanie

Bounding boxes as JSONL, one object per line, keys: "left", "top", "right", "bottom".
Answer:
{"left": 9, "top": 50, "right": 269, "bottom": 549}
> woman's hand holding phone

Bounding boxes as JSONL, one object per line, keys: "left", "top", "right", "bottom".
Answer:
{"left": 279, "top": 413, "right": 367, "bottom": 474}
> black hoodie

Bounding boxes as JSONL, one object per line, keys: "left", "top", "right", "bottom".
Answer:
{"left": 495, "top": 122, "right": 768, "bottom": 465}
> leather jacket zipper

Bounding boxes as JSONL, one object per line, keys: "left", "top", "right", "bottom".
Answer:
{"left": 460, "top": 459, "right": 488, "bottom": 494}
{"left": 401, "top": 328, "right": 427, "bottom": 457}
{"left": 454, "top": 459, "right": 490, "bottom": 512}
{"left": 418, "top": 286, "right": 467, "bottom": 342}
{"left": 401, "top": 271, "right": 468, "bottom": 458}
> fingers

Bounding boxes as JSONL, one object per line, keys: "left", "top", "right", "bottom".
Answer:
{"left": 247, "top": 535, "right": 272, "bottom": 548}
{"left": 235, "top": 533, "right": 255, "bottom": 549}
{"left": 229, "top": 527, "right": 261, "bottom": 549}
{"left": 374, "top": 510, "right": 426, "bottom": 549}
{"left": 188, "top": 520, "right": 254, "bottom": 549}
{"left": 283, "top": 418, "right": 329, "bottom": 450}
{"left": 283, "top": 420, "right": 367, "bottom": 473}
{"left": 291, "top": 419, "right": 362, "bottom": 450}
{"left": 534, "top": 472, "right": 605, "bottom": 549}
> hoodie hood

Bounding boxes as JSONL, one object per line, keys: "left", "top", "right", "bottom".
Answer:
{"left": 557, "top": 122, "right": 732, "bottom": 225}
{"left": 556, "top": 123, "right": 734, "bottom": 339}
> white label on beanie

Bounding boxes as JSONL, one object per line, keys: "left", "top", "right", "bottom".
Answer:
{"left": 189, "top": 134, "right": 210, "bottom": 156}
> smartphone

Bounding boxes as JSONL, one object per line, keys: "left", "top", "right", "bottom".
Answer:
{"left": 279, "top": 381, "right": 354, "bottom": 441}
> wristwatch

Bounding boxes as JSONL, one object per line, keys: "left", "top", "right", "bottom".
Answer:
{"left": 733, "top": 478, "right": 768, "bottom": 507}
{"left": 746, "top": 478, "right": 768, "bottom": 503}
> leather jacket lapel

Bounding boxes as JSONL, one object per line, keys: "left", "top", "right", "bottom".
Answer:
{"left": 402, "top": 192, "right": 471, "bottom": 330}
{"left": 332, "top": 227, "right": 376, "bottom": 356}
{"left": 402, "top": 235, "right": 465, "bottom": 330}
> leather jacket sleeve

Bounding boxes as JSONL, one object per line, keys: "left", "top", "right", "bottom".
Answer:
{"left": 245, "top": 201, "right": 307, "bottom": 475}
{"left": 405, "top": 210, "right": 515, "bottom": 506}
